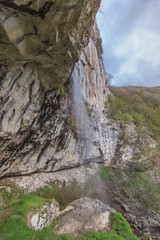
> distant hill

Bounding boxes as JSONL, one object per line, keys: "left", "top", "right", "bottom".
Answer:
{"left": 108, "top": 86, "right": 160, "bottom": 139}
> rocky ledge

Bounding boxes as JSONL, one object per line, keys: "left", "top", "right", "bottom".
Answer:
{"left": 0, "top": 0, "right": 101, "bottom": 89}
{"left": 0, "top": 3, "right": 119, "bottom": 178}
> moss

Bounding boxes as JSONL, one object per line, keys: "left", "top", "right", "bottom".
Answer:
{"left": 0, "top": 184, "right": 140, "bottom": 240}
{"left": 99, "top": 165, "right": 160, "bottom": 212}
{"left": 99, "top": 167, "right": 123, "bottom": 181}
{"left": 0, "top": 185, "right": 26, "bottom": 211}
{"left": 34, "top": 181, "right": 82, "bottom": 211}
{"left": 110, "top": 212, "right": 140, "bottom": 240}
{"left": 60, "top": 85, "right": 65, "bottom": 96}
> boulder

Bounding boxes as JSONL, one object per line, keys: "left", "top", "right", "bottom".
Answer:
{"left": 123, "top": 123, "right": 138, "bottom": 144}
{"left": 119, "top": 145, "right": 133, "bottom": 162}
{"left": 27, "top": 201, "right": 59, "bottom": 230}
{"left": 53, "top": 197, "right": 115, "bottom": 236}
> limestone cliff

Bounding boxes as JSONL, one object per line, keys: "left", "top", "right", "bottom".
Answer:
{"left": 0, "top": 0, "right": 100, "bottom": 89}
{"left": 0, "top": 2, "right": 160, "bottom": 240}
{"left": 0, "top": 0, "right": 119, "bottom": 178}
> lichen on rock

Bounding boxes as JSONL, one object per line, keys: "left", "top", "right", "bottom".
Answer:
{"left": 27, "top": 201, "right": 59, "bottom": 230}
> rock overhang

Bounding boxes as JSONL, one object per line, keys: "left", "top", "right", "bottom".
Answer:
{"left": 0, "top": 0, "right": 101, "bottom": 89}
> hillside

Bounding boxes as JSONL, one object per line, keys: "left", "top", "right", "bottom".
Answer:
{"left": 103, "top": 86, "right": 160, "bottom": 239}
{"left": 108, "top": 86, "right": 160, "bottom": 140}
{"left": 0, "top": 1, "right": 160, "bottom": 240}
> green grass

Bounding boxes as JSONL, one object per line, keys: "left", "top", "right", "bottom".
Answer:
{"left": 0, "top": 195, "right": 52, "bottom": 240}
{"left": 108, "top": 86, "right": 160, "bottom": 139}
{"left": 123, "top": 170, "right": 160, "bottom": 211}
{"left": 0, "top": 185, "right": 25, "bottom": 210}
{"left": 99, "top": 167, "right": 123, "bottom": 181}
{"left": 34, "top": 181, "right": 82, "bottom": 211}
{"left": 110, "top": 212, "right": 139, "bottom": 240}
{"left": 99, "top": 165, "right": 160, "bottom": 211}
{"left": 0, "top": 199, "right": 140, "bottom": 240}
{"left": 0, "top": 183, "right": 140, "bottom": 240}
{"left": 12, "top": 195, "right": 51, "bottom": 215}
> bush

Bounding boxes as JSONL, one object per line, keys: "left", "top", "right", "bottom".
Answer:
{"left": 108, "top": 86, "right": 160, "bottom": 138}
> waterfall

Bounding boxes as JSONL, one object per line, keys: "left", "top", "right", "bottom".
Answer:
{"left": 72, "top": 72, "right": 91, "bottom": 159}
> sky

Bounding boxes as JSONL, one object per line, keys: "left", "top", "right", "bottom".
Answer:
{"left": 96, "top": 0, "right": 160, "bottom": 87}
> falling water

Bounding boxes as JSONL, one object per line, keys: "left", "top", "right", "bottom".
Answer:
{"left": 72, "top": 72, "right": 91, "bottom": 159}
{"left": 72, "top": 72, "right": 108, "bottom": 204}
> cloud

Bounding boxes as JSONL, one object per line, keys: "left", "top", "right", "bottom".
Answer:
{"left": 96, "top": 0, "right": 160, "bottom": 86}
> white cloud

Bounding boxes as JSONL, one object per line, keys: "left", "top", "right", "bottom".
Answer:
{"left": 96, "top": 0, "right": 160, "bottom": 86}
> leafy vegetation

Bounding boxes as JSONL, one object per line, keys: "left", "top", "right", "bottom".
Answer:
{"left": 0, "top": 182, "right": 140, "bottom": 240}
{"left": 99, "top": 165, "right": 160, "bottom": 211}
{"left": 34, "top": 181, "right": 82, "bottom": 211}
{"left": 0, "top": 181, "right": 81, "bottom": 212}
{"left": 60, "top": 85, "right": 65, "bottom": 96}
{"left": 0, "top": 184, "right": 25, "bottom": 210}
{"left": 108, "top": 86, "right": 160, "bottom": 139}
{"left": 110, "top": 212, "right": 139, "bottom": 240}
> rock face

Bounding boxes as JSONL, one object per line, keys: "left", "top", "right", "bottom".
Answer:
{"left": 27, "top": 201, "right": 59, "bottom": 230}
{"left": 0, "top": 0, "right": 101, "bottom": 89}
{"left": 6, "top": 165, "right": 99, "bottom": 192}
{"left": 0, "top": 0, "right": 156, "bottom": 183}
{"left": 53, "top": 197, "right": 114, "bottom": 236}
{"left": 0, "top": 3, "right": 119, "bottom": 178}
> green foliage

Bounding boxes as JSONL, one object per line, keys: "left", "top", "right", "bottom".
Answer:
{"left": 107, "top": 94, "right": 133, "bottom": 124}
{"left": 115, "top": 112, "right": 133, "bottom": 124}
{"left": 123, "top": 170, "right": 160, "bottom": 210}
{"left": 34, "top": 181, "right": 82, "bottom": 211}
{"left": 106, "top": 123, "right": 112, "bottom": 126}
{"left": 99, "top": 167, "right": 123, "bottom": 181}
{"left": 99, "top": 165, "right": 160, "bottom": 212}
{"left": 0, "top": 183, "right": 140, "bottom": 240}
{"left": 0, "top": 185, "right": 25, "bottom": 210}
{"left": 110, "top": 212, "right": 139, "bottom": 240}
{"left": 108, "top": 86, "right": 160, "bottom": 139}
{"left": 108, "top": 94, "right": 126, "bottom": 116}
{"left": 131, "top": 112, "right": 143, "bottom": 124}
{"left": 60, "top": 85, "right": 65, "bottom": 96}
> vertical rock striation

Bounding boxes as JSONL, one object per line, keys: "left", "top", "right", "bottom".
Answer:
{"left": 0, "top": 0, "right": 119, "bottom": 178}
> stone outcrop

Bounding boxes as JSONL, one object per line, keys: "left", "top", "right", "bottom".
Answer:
{"left": 6, "top": 165, "right": 99, "bottom": 192}
{"left": 27, "top": 201, "right": 59, "bottom": 230}
{"left": 0, "top": 2, "right": 159, "bottom": 240}
{"left": 0, "top": 3, "right": 119, "bottom": 178}
{"left": 53, "top": 197, "right": 114, "bottom": 236}
{"left": 0, "top": 0, "right": 101, "bottom": 89}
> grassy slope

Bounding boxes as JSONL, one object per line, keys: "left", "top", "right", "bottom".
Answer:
{"left": 0, "top": 183, "right": 140, "bottom": 240}
{"left": 1, "top": 86, "right": 160, "bottom": 239}
{"left": 100, "top": 164, "right": 160, "bottom": 212}
{"left": 108, "top": 86, "right": 160, "bottom": 139}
